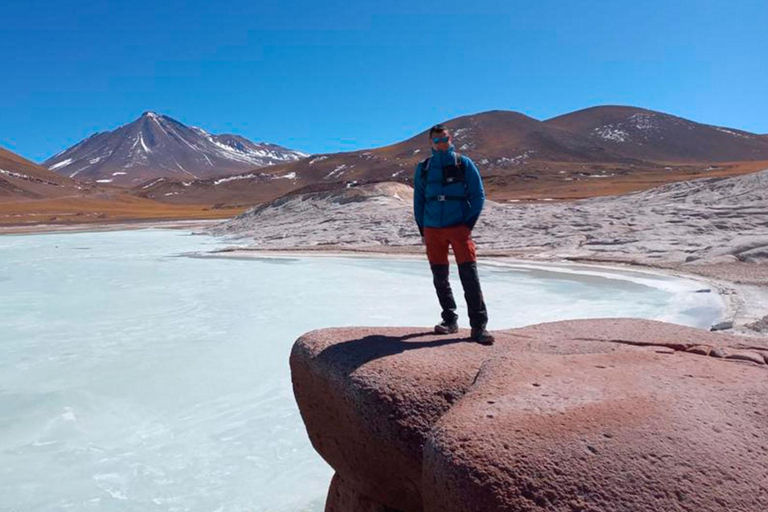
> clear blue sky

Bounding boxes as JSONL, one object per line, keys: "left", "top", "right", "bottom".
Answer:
{"left": 2, "top": 0, "right": 766, "bottom": 162}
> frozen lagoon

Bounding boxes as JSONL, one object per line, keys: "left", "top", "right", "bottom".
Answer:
{"left": 0, "top": 229, "right": 724, "bottom": 511}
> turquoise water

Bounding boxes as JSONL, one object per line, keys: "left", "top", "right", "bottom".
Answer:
{"left": 0, "top": 229, "right": 724, "bottom": 511}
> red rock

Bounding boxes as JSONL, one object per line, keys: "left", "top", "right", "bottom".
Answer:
{"left": 686, "top": 344, "right": 712, "bottom": 356}
{"left": 291, "top": 319, "right": 768, "bottom": 512}
{"left": 710, "top": 347, "right": 727, "bottom": 358}
{"left": 290, "top": 327, "right": 494, "bottom": 512}
{"left": 325, "top": 474, "right": 393, "bottom": 512}
{"left": 725, "top": 351, "right": 767, "bottom": 365}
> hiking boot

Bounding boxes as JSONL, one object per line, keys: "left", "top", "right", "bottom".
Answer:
{"left": 471, "top": 327, "right": 495, "bottom": 345}
{"left": 434, "top": 320, "right": 459, "bottom": 335}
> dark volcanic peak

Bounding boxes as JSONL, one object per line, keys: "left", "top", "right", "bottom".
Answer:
{"left": 545, "top": 105, "right": 768, "bottom": 162}
{"left": 43, "top": 112, "right": 309, "bottom": 185}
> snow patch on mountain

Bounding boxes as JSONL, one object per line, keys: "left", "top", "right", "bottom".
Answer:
{"left": 214, "top": 173, "right": 262, "bottom": 186}
{"left": 0, "top": 168, "right": 63, "bottom": 187}
{"left": 628, "top": 113, "right": 660, "bottom": 132}
{"left": 309, "top": 156, "right": 328, "bottom": 165}
{"left": 594, "top": 126, "right": 630, "bottom": 142}
{"left": 49, "top": 158, "right": 73, "bottom": 171}
{"left": 141, "top": 178, "right": 166, "bottom": 189}
{"left": 0, "top": 168, "right": 29, "bottom": 180}
{"left": 325, "top": 165, "right": 348, "bottom": 180}
{"left": 496, "top": 151, "right": 535, "bottom": 166}
{"left": 714, "top": 127, "right": 754, "bottom": 139}
{"left": 139, "top": 133, "right": 151, "bottom": 153}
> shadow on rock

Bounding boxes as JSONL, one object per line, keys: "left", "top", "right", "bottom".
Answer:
{"left": 317, "top": 332, "right": 469, "bottom": 374}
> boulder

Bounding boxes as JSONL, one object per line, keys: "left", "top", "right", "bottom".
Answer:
{"left": 291, "top": 319, "right": 768, "bottom": 512}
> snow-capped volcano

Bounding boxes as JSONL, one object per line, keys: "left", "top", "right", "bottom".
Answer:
{"left": 44, "top": 112, "right": 308, "bottom": 185}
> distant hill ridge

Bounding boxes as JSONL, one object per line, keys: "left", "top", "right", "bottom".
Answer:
{"left": 546, "top": 105, "right": 768, "bottom": 162}
{"left": 0, "top": 146, "right": 81, "bottom": 201}
{"left": 44, "top": 112, "right": 308, "bottom": 185}
{"left": 138, "top": 105, "right": 768, "bottom": 205}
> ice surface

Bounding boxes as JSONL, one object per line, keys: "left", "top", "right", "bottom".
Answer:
{"left": 0, "top": 230, "right": 724, "bottom": 511}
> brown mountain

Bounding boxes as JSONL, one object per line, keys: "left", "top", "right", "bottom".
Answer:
{"left": 137, "top": 110, "right": 638, "bottom": 204}
{"left": 138, "top": 108, "right": 768, "bottom": 206}
{"left": 283, "top": 110, "right": 639, "bottom": 183}
{"left": 0, "top": 146, "right": 80, "bottom": 201}
{"left": 134, "top": 171, "right": 301, "bottom": 207}
{"left": 545, "top": 106, "right": 768, "bottom": 163}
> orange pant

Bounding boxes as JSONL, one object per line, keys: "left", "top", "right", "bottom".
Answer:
{"left": 424, "top": 225, "right": 477, "bottom": 265}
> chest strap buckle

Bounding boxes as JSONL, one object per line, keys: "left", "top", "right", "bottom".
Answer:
{"left": 437, "top": 195, "right": 446, "bottom": 202}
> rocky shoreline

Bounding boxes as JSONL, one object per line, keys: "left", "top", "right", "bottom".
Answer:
{"left": 0, "top": 218, "right": 221, "bottom": 236}
{"left": 200, "top": 246, "right": 767, "bottom": 340}
{"left": 207, "top": 170, "right": 768, "bottom": 337}
{"left": 208, "top": 171, "right": 768, "bottom": 265}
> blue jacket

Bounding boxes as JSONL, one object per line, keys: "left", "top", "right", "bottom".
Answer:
{"left": 413, "top": 146, "right": 485, "bottom": 234}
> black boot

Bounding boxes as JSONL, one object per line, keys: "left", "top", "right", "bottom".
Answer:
{"left": 431, "top": 264, "right": 458, "bottom": 333}
{"left": 458, "top": 262, "right": 493, "bottom": 344}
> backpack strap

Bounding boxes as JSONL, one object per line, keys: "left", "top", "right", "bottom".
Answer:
{"left": 420, "top": 153, "right": 465, "bottom": 185}
{"left": 421, "top": 153, "right": 463, "bottom": 176}
{"left": 420, "top": 157, "right": 431, "bottom": 183}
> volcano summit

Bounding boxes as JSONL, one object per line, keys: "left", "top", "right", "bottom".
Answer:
{"left": 44, "top": 112, "right": 308, "bottom": 185}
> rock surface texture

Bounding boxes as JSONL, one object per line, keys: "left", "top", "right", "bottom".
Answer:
{"left": 291, "top": 320, "right": 768, "bottom": 512}
{"left": 213, "top": 168, "right": 768, "bottom": 266}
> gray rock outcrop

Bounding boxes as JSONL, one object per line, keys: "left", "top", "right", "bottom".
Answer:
{"left": 212, "top": 168, "right": 768, "bottom": 266}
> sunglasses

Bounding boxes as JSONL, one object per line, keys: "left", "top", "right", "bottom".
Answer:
{"left": 432, "top": 136, "right": 450, "bottom": 144}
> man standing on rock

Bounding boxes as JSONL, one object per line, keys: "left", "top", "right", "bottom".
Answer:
{"left": 413, "top": 124, "right": 494, "bottom": 345}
